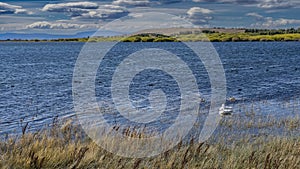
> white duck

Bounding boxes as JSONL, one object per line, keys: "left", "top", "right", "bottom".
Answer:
{"left": 219, "top": 104, "right": 233, "bottom": 116}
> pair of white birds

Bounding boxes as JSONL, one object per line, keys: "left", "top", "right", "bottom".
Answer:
{"left": 219, "top": 104, "right": 233, "bottom": 116}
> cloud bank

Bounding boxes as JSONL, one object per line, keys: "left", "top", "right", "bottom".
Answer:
{"left": 193, "top": 0, "right": 297, "bottom": 9}
{"left": 42, "top": 2, "right": 129, "bottom": 20}
{"left": 42, "top": 2, "right": 99, "bottom": 17}
{"left": 0, "top": 2, "right": 30, "bottom": 14}
{"left": 42, "top": 2, "right": 99, "bottom": 12}
{"left": 72, "top": 5, "right": 129, "bottom": 20}
{"left": 247, "top": 12, "right": 300, "bottom": 28}
{"left": 257, "top": 0, "right": 293, "bottom": 9}
{"left": 26, "top": 21, "right": 87, "bottom": 29}
{"left": 187, "top": 7, "right": 214, "bottom": 25}
{"left": 113, "top": 0, "right": 150, "bottom": 6}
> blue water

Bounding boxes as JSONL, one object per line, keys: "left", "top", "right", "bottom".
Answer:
{"left": 0, "top": 42, "right": 300, "bottom": 135}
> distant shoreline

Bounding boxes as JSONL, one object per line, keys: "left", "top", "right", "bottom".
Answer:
{"left": 1, "top": 28, "right": 300, "bottom": 42}
{"left": 1, "top": 33, "right": 300, "bottom": 42}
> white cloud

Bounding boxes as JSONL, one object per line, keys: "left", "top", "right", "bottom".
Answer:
{"left": 187, "top": 7, "right": 213, "bottom": 15}
{"left": 187, "top": 7, "right": 213, "bottom": 25}
{"left": 0, "top": 2, "right": 31, "bottom": 14}
{"left": 193, "top": 0, "right": 298, "bottom": 9}
{"left": 42, "top": 2, "right": 99, "bottom": 12}
{"left": 26, "top": 21, "right": 87, "bottom": 29}
{"left": 254, "top": 18, "right": 300, "bottom": 28}
{"left": 257, "top": 0, "right": 293, "bottom": 9}
{"left": 246, "top": 12, "right": 264, "bottom": 21}
{"left": 247, "top": 13, "right": 300, "bottom": 28}
{"left": 42, "top": 2, "right": 99, "bottom": 17}
{"left": 72, "top": 5, "right": 129, "bottom": 20}
{"left": 42, "top": 2, "right": 129, "bottom": 20}
{"left": 15, "top": 9, "right": 32, "bottom": 15}
{"left": 113, "top": 0, "right": 150, "bottom": 6}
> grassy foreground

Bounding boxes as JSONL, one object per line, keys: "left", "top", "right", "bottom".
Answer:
{"left": 0, "top": 116, "right": 299, "bottom": 169}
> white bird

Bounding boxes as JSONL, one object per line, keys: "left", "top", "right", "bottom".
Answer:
{"left": 219, "top": 104, "right": 233, "bottom": 116}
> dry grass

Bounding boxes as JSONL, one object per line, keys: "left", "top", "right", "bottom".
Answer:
{"left": 220, "top": 115, "right": 300, "bottom": 130}
{"left": 0, "top": 116, "right": 299, "bottom": 169}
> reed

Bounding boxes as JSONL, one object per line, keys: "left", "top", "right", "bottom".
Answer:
{"left": 0, "top": 115, "right": 299, "bottom": 169}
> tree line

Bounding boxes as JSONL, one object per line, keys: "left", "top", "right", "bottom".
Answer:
{"left": 245, "top": 28, "right": 300, "bottom": 35}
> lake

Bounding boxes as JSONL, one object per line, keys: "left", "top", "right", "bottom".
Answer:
{"left": 0, "top": 42, "right": 300, "bottom": 136}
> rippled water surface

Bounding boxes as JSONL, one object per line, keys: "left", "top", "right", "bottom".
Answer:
{"left": 0, "top": 42, "right": 300, "bottom": 135}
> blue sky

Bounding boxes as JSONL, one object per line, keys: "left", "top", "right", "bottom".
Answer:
{"left": 0, "top": 0, "right": 300, "bottom": 34}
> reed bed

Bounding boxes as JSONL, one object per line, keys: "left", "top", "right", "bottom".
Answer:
{"left": 0, "top": 113, "right": 299, "bottom": 169}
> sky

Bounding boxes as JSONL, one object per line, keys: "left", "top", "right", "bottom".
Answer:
{"left": 0, "top": 0, "right": 300, "bottom": 34}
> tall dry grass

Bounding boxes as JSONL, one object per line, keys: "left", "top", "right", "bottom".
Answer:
{"left": 0, "top": 115, "right": 299, "bottom": 169}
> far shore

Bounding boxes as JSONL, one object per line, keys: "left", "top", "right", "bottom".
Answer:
{"left": 1, "top": 28, "right": 300, "bottom": 42}
{"left": 1, "top": 33, "right": 300, "bottom": 42}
